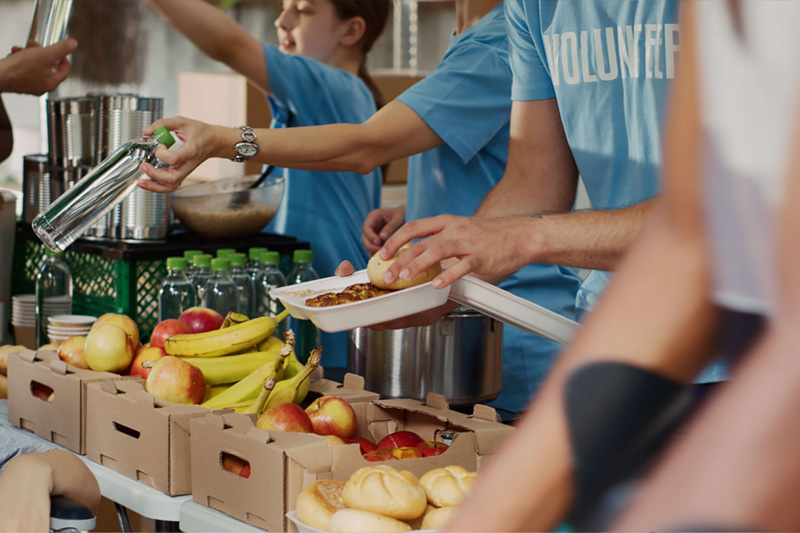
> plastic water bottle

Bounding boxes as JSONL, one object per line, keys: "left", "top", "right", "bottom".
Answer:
{"left": 202, "top": 258, "right": 239, "bottom": 317}
{"left": 190, "top": 254, "right": 213, "bottom": 303}
{"left": 256, "top": 251, "right": 287, "bottom": 335}
{"left": 158, "top": 257, "right": 197, "bottom": 322}
{"left": 32, "top": 127, "right": 178, "bottom": 252}
{"left": 247, "top": 247, "right": 268, "bottom": 282}
{"left": 229, "top": 253, "right": 255, "bottom": 317}
{"left": 183, "top": 250, "right": 203, "bottom": 279}
{"left": 287, "top": 250, "right": 320, "bottom": 363}
{"left": 35, "top": 250, "right": 73, "bottom": 347}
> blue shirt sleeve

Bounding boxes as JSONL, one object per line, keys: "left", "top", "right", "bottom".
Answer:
{"left": 263, "top": 44, "right": 376, "bottom": 126}
{"left": 505, "top": 0, "right": 555, "bottom": 101}
{"left": 397, "top": 42, "right": 512, "bottom": 164}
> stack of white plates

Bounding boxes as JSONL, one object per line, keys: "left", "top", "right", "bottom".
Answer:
{"left": 11, "top": 294, "right": 73, "bottom": 329}
{"left": 47, "top": 314, "right": 96, "bottom": 343}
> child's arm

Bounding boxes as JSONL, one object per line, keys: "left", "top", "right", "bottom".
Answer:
{"left": 147, "top": 0, "right": 269, "bottom": 93}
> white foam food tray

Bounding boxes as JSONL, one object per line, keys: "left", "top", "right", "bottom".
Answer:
{"left": 270, "top": 270, "right": 451, "bottom": 333}
{"left": 286, "top": 511, "right": 436, "bottom": 533}
{"left": 449, "top": 275, "right": 580, "bottom": 344}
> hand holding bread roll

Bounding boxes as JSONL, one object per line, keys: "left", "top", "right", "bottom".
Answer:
{"left": 419, "top": 465, "right": 478, "bottom": 507}
{"left": 368, "top": 243, "right": 441, "bottom": 290}
{"left": 295, "top": 479, "right": 346, "bottom": 531}
{"left": 328, "top": 509, "right": 412, "bottom": 533}
{"left": 342, "top": 465, "right": 427, "bottom": 521}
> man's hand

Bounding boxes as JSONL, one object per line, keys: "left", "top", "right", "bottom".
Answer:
{"left": 362, "top": 205, "right": 405, "bottom": 254}
{"left": 378, "top": 214, "right": 539, "bottom": 289}
{"left": 0, "top": 39, "right": 76, "bottom": 95}
{"left": 139, "top": 116, "right": 226, "bottom": 193}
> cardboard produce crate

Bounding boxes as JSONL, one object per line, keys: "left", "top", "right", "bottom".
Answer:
{"left": 85, "top": 379, "right": 211, "bottom": 496}
{"left": 190, "top": 394, "right": 515, "bottom": 532}
{"left": 306, "top": 372, "right": 380, "bottom": 405}
{"left": 6, "top": 349, "right": 138, "bottom": 453}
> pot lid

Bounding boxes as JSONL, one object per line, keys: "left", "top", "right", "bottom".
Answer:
{"left": 448, "top": 276, "right": 580, "bottom": 344}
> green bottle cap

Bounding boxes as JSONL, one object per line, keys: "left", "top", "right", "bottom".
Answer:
{"left": 44, "top": 249, "right": 64, "bottom": 257}
{"left": 216, "top": 248, "right": 236, "bottom": 258}
{"left": 194, "top": 254, "right": 212, "bottom": 268}
{"left": 167, "top": 257, "right": 187, "bottom": 271}
{"left": 153, "top": 126, "right": 176, "bottom": 148}
{"left": 183, "top": 250, "right": 203, "bottom": 261}
{"left": 261, "top": 251, "right": 280, "bottom": 266}
{"left": 229, "top": 253, "right": 247, "bottom": 267}
{"left": 293, "top": 250, "right": 313, "bottom": 264}
{"left": 249, "top": 247, "right": 268, "bottom": 260}
{"left": 211, "top": 258, "right": 231, "bottom": 272}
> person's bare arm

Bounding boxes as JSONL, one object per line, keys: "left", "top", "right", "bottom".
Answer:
{"left": 444, "top": 10, "right": 717, "bottom": 530}
{"left": 376, "top": 98, "right": 656, "bottom": 288}
{"left": 0, "top": 450, "right": 100, "bottom": 532}
{"left": 0, "top": 39, "right": 75, "bottom": 95}
{"left": 147, "top": 0, "right": 269, "bottom": 93}
{"left": 138, "top": 100, "right": 443, "bottom": 192}
{"left": 0, "top": 96, "right": 11, "bottom": 164}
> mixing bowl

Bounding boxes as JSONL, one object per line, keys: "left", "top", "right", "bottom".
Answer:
{"left": 170, "top": 174, "right": 284, "bottom": 239}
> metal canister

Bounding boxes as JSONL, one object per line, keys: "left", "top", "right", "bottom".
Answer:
{"left": 46, "top": 96, "right": 96, "bottom": 172}
{"left": 27, "top": 0, "right": 74, "bottom": 47}
{"left": 22, "top": 154, "right": 50, "bottom": 224}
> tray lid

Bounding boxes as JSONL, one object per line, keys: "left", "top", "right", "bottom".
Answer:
{"left": 448, "top": 275, "right": 579, "bottom": 344}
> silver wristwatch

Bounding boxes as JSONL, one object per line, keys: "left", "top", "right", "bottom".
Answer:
{"left": 233, "top": 126, "right": 259, "bottom": 162}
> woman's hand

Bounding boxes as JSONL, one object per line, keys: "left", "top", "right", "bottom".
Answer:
{"left": 138, "top": 116, "right": 226, "bottom": 193}
{"left": 361, "top": 205, "right": 405, "bottom": 254}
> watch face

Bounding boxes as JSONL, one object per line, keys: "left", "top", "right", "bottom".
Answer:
{"left": 236, "top": 142, "right": 259, "bottom": 158}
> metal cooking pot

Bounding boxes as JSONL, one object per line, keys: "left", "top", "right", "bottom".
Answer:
{"left": 347, "top": 307, "right": 503, "bottom": 406}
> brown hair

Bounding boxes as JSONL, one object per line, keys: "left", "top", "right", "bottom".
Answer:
{"left": 330, "top": 0, "right": 391, "bottom": 109}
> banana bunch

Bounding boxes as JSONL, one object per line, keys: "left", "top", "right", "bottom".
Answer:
{"left": 165, "top": 309, "right": 290, "bottom": 357}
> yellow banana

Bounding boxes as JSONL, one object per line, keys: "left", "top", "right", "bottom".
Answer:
{"left": 165, "top": 310, "right": 290, "bottom": 357}
{"left": 258, "top": 335, "right": 284, "bottom": 353}
{"left": 201, "top": 348, "right": 288, "bottom": 410}
{"left": 278, "top": 331, "right": 311, "bottom": 404}
{"left": 264, "top": 346, "right": 322, "bottom": 410}
{"left": 241, "top": 376, "right": 278, "bottom": 415}
{"left": 220, "top": 311, "right": 250, "bottom": 329}
{"left": 242, "top": 335, "right": 295, "bottom": 415}
{"left": 184, "top": 350, "right": 281, "bottom": 385}
{"left": 204, "top": 384, "right": 230, "bottom": 402}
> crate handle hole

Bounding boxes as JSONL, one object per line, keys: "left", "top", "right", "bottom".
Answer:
{"left": 30, "top": 381, "right": 54, "bottom": 403}
{"left": 220, "top": 452, "right": 251, "bottom": 478}
{"left": 113, "top": 422, "right": 141, "bottom": 439}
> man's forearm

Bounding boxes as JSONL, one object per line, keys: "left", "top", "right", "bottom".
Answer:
{"left": 0, "top": 95, "right": 13, "bottom": 163}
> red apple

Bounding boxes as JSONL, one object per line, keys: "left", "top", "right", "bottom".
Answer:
{"left": 84, "top": 323, "right": 135, "bottom": 373}
{"left": 145, "top": 356, "right": 206, "bottom": 404}
{"left": 91, "top": 313, "right": 139, "bottom": 350}
{"left": 345, "top": 436, "right": 377, "bottom": 455}
{"left": 304, "top": 395, "right": 357, "bottom": 439}
{"left": 362, "top": 447, "right": 397, "bottom": 462}
{"left": 256, "top": 402, "right": 314, "bottom": 433}
{"left": 415, "top": 441, "right": 449, "bottom": 457}
{"left": 150, "top": 319, "right": 191, "bottom": 348}
{"left": 324, "top": 435, "right": 347, "bottom": 446}
{"left": 31, "top": 382, "right": 55, "bottom": 403}
{"left": 130, "top": 345, "right": 167, "bottom": 380}
{"left": 377, "top": 431, "right": 424, "bottom": 449}
{"left": 390, "top": 446, "right": 424, "bottom": 460}
{"left": 178, "top": 307, "right": 224, "bottom": 334}
{"left": 57, "top": 336, "right": 89, "bottom": 369}
{"left": 222, "top": 454, "right": 251, "bottom": 478}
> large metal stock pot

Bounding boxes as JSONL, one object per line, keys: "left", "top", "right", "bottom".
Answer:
{"left": 347, "top": 307, "right": 503, "bottom": 406}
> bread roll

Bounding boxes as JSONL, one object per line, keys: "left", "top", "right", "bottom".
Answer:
{"left": 421, "top": 505, "right": 458, "bottom": 530}
{"left": 0, "top": 345, "right": 27, "bottom": 375}
{"left": 295, "top": 479, "right": 346, "bottom": 531}
{"left": 419, "top": 466, "right": 478, "bottom": 507}
{"left": 328, "top": 508, "right": 412, "bottom": 533}
{"left": 342, "top": 465, "right": 427, "bottom": 520}
{"left": 367, "top": 244, "right": 442, "bottom": 290}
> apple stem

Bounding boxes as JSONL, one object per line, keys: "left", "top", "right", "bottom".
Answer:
{"left": 142, "top": 360, "right": 154, "bottom": 369}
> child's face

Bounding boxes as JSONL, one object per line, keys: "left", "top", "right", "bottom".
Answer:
{"left": 275, "top": 0, "right": 347, "bottom": 63}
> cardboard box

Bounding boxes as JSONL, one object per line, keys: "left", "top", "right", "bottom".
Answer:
{"left": 190, "top": 394, "right": 514, "bottom": 532}
{"left": 85, "top": 379, "right": 211, "bottom": 495}
{"left": 306, "top": 372, "right": 380, "bottom": 405}
{"left": 6, "top": 349, "right": 137, "bottom": 453}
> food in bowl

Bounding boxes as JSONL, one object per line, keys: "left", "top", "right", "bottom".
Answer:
{"left": 170, "top": 175, "right": 284, "bottom": 239}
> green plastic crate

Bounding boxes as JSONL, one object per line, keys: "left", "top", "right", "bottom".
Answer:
{"left": 11, "top": 224, "right": 309, "bottom": 342}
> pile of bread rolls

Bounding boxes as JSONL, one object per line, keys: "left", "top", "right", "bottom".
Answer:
{"left": 296, "top": 464, "right": 477, "bottom": 532}
{"left": 0, "top": 345, "right": 28, "bottom": 399}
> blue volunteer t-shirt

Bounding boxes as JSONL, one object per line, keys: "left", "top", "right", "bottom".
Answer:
{"left": 397, "top": 3, "right": 582, "bottom": 415}
{"left": 506, "top": 0, "right": 677, "bottom": 311}
{"left": 262, "top": 44, "right": 383, "bottom": 368}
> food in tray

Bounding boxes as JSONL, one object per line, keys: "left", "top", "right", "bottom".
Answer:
{"left": 367, "top": 243, "right": 442, "bottom": 290}
{"left": 305, "top": 283, "right": 393, "bottom": 307}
